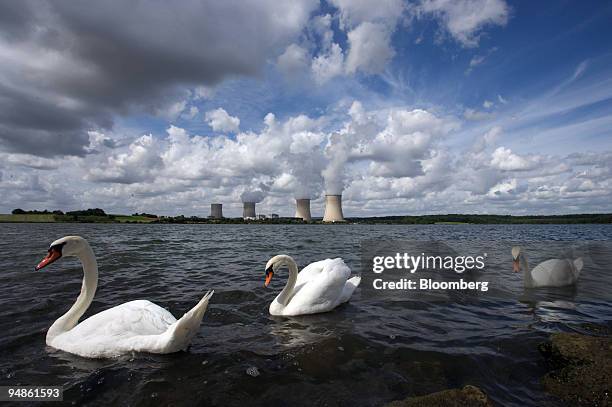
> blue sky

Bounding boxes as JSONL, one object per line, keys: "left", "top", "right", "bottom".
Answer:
{"left": 137, "top": 0, "right": 612, "bottom": 155}
{"left": 1, "top": 0, "right": 611, "bottom": 216}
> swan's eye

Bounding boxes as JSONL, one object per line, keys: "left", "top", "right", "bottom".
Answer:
{"left": 49, "top": 242, "right": 66, "bottom": 253}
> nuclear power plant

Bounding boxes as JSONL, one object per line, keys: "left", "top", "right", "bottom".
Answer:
{"left": 243, "top": 202, "right": 256, "bottom": 219}
{"left": 294, "top": 198, "right": 312, "bottom": 221}
{"left": 210, "top": 203, "right": 223, "bottom": 219}
{"left": 323, "top": 194, "right": 345, "bottom": 222}
{"left": 210, "top": 193, "right": 345, "bottom": 220}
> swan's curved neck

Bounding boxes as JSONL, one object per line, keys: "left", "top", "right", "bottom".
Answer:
{"left": 47, "top": 244, "right": 98, "bottom": 342}
{"left": 277, "top": 257, "right": 298, "bottom": 306}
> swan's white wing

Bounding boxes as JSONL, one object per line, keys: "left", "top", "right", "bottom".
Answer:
{"left": 284, "top": 258, "right": 351, "bottom": 315}
{"left": 531, "top": 259, "right": 578, "bottom": 287}
{"left": 50, "top": 300, "right": 176, "bottom": 357}
{"left": 82, "top": 300, "right": 176, "bottom": 336}
{"left": 294, "top": 259, "right": 331, "bottom": 286}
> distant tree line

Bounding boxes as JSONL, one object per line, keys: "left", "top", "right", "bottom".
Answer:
{"left": 12, "top": 209, "right": 64, "bottom": 215}
{"left": 347, "top": 213, "right": 612, "bottom": 224}
{"left": 65, "top": 208, "right": 107, "bottom": 216}
{"left": 12, "top": 208, "right": 110, "bottom": 216}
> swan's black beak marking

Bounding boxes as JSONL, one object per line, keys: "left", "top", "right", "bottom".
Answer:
{"left": 264, "top": 267, "right": 274, "bottom": 288}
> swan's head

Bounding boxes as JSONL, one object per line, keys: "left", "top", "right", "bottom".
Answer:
{"left": 264, "top": 255, "right": 293, "bottom": 287}
{"left": 511, "top": 246, "right": 522, "bottom": 272}
{"left": 35, "top": 236, "right": 88, "bottom": 270}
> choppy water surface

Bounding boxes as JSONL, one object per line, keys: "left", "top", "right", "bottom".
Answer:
{"left": 0, "top": 224, "right": 611, "bottom": 406}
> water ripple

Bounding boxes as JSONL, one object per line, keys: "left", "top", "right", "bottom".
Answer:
{"left": 0, "top": 223, "right": 610, "bottom": 406}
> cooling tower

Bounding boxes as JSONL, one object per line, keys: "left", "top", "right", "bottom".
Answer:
{"left": 243, "top": 202, "right": 256, "bottom": 219}
{"left": 323, "top": 194, "right": 345, "bottom": 222}
{"left": 210, "top": 203, "right": 223, "bottom": 219}
{"left": 294, "top": 198, "right": 312, "bottom": 221}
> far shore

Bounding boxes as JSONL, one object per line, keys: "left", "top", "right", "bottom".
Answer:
{"left": 1, "top": 212, "right": 611, "bottom": 225}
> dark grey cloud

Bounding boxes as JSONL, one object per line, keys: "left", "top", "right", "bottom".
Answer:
{"left": 0, "top": 0, "right": 316, "bottom": 156}
{"left": 0, "top": 82, "right": 103, "bottom": 157}
{"left": 0, "top": 1, "right": 35, "bottom": 40}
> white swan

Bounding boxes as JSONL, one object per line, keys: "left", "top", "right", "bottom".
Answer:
{"left": 35, "top": 236, "right": 214, "bottom": 358}
{"left": 264, "top": 255, "right": 360, "bottom": 316}
{"left": 512, "top": 246, "right": 583, "bottom": 288}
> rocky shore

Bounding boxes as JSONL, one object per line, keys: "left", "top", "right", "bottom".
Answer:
{"left": 386, "top": 385, "right": 492, "bottom": 407}
{"left": 539, "top": 329, "right": 611, "bottom": 406}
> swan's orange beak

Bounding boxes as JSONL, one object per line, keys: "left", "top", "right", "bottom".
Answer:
{"left": 264, "top": 268, "right": 274, "bottom": 287}
{"left": 513, "top": 259, "right": 520, "bottom": 273}
{"left": 35, "top": 247, "right": 62, "bottom": 270}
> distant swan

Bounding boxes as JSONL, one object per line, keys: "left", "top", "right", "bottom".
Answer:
{"left": 264, "top": 255, "right": 360, "bottom": 316}
{"left": 35, "top": 236, "right": 214, "bottom": 358}
{"left": 512, "top": 246, "right": 582, "bottom": 288}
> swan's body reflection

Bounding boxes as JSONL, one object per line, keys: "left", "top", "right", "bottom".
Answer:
{"left": 519, "top": 286, "right": 579, "bottom": 325}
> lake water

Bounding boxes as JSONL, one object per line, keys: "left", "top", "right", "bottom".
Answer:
{"left": 0, "top": 224, "right": 611, "bottom": 406}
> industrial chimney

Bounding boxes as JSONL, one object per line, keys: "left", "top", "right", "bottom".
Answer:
{"left": 243, "top": 202, "right": 256, "bottom": 219}
{"left": 295, "top": 198, "right": 312, "bottom": 221}
{"left": 210, "top": 203, "right": 223, "bottom": 219}
{"left": 323, "top": 194, "right": 344, "bottom": 222}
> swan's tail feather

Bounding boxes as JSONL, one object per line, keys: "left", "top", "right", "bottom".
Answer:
{"left": 340, "top": 276, "right": 361, "bottom": 303}
{"left": 573, "top": 258, "right": 584, "bottom": 276}
{"left": 161, "top": 290, "right": 214, "bottom": 353}
{"left": 190, "top": 290, "right": 215, "bottom": 317}
{"left": 348, "top": 276, "right": 361, "bottom": 288}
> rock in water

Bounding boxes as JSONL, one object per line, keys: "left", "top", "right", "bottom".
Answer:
{"left": 386, "top": 385, "right": 492, "bottom": 407}
{"left": 539, "top": 332, "right": 611, "bottom": 406}
{"left": 246, "top": 366, "right": 260, "bottom": 377}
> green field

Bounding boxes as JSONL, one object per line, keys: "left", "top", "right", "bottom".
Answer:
{"left": 0, "top": 214, "right": 56, "bottom": 222}
{"left": 112, "top": 215, "right": 158, "bottom": 223}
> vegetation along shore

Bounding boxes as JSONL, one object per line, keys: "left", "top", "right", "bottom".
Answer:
{"left": 2, "top": 209, "right": 611, "bottom": 224}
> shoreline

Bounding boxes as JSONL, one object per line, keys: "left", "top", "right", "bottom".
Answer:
{"left": 1, "top": 213, "right": 611, "bottom": 225}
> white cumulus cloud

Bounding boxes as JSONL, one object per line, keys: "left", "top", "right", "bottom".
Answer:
{"left": 205, "top": 108, "right": 240, "bottom": 133}
{"left": 311, "top": 43, "right": 345, "bottom": 84}
{"left": 345, "top": 22, "right": 396, "bottom": 75}
{"left": 415, "top": 0, "right": 510, "bottom": 47}
{"left": 490, "top": 146, "right": 539, "bottom": 171}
